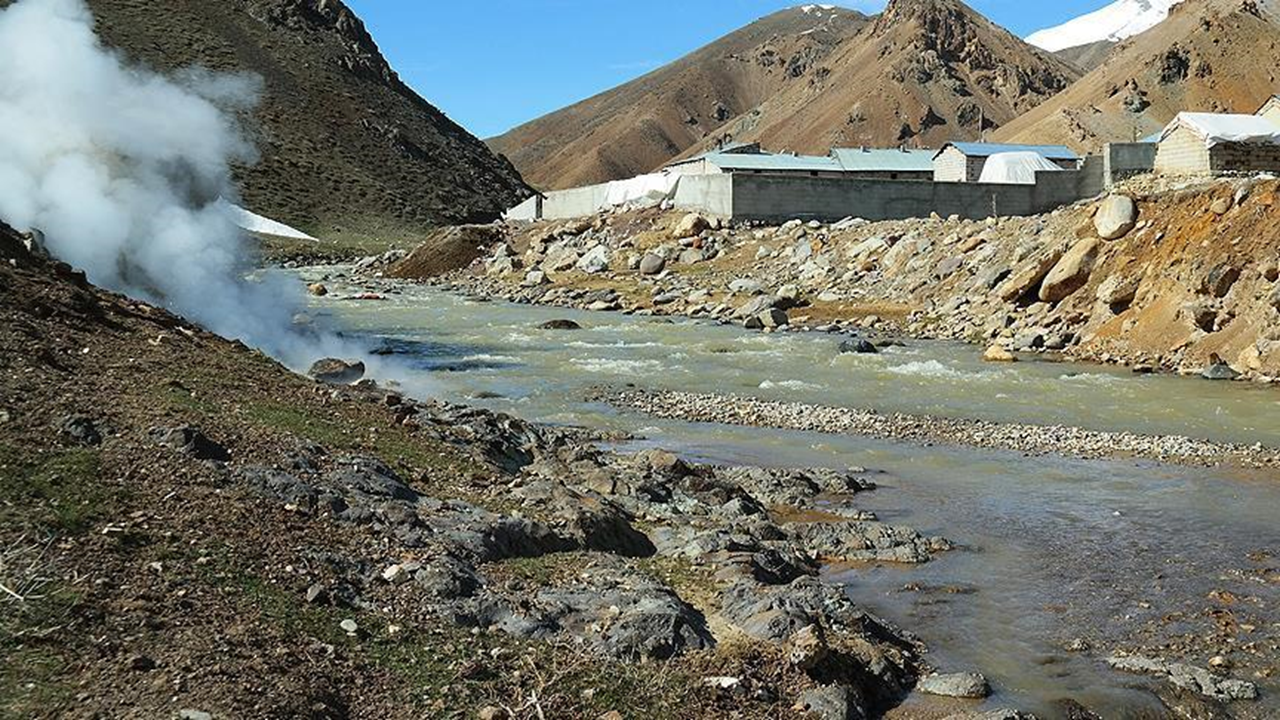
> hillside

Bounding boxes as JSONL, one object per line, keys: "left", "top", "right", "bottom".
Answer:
{"left": 1055, "top": 40, "right": 1118, "bottom": 72}
{"left": 487, "top": 6, "right": 870, "bottom": 190}
{"left": 41, "top": 0, "right": 530, "bottom": 236}
{"left": 678, "top": 0, "right": 1080, "bottom": 159}
{"left": 996, "top": 0, "right": 1280, "bottom": 150}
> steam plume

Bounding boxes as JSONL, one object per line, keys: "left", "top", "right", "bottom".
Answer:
{"left": 0, "top": 0, "right": 319, "bottom": 366}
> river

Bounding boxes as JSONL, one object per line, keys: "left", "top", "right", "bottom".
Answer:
{"left": 296, "top": 268, "right": 1280, "bottom": 718}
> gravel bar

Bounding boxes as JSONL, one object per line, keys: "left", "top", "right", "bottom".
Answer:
{"left": 595, "top": 388, "right": 1280, "bottom": 469}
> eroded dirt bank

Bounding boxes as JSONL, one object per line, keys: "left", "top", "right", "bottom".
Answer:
{"left": 407, "top": 175, "right": 1280, "bottom": 383}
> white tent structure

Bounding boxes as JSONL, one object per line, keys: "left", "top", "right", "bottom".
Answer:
{"left": 1158, "top": 112, "right": 1280, "bottom": 148}
{"left": 978, "top": 152, "right": 1066, "bottom": 185}
{"left": 602, "top": 172, "right": 681, "bottom": 208}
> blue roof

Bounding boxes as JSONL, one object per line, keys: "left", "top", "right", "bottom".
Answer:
{"left": 830, "top": 148, "right": 936, "bottom": 172}
{"left": 940, "top": 142, "right": 1079, "bottom": 161}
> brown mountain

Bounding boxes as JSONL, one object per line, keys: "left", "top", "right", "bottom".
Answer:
{"left": 42, "top": 0, "right": 530, "bottom": 236}
{"left": 994, "top": 0, "right": 1280, "bottom": 150}
{"left": 487, "top": 6, "right": 870, "bottom": 191}
{"left": 683, "top": 0, "right": 1081, "bottom": 159}
{"left": 1055, "top": 40, "right": 1118, "bottom": 72}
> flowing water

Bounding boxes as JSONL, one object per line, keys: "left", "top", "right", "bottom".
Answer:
{"left": 296, "top": 269, "right": 1280, "bottom": 718}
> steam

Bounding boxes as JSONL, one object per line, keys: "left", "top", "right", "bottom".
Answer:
{"left": 0, "top": 0, "right": 323, "bottom": 367}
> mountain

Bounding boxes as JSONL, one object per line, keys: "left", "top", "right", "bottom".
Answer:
{"left": 1026, "top": 0, "right": 1185, "bottom": 52}
{"left": 487, "top": 6, "right": 869, "bottom": 191}
{"left": 1054, "top": 40, "right": 1119, "bottom": 72}
{"left": 676, "top": 0, "right": 1080, "bottom": 160}
{"left": 995, "top": 0, "right": 1280, "bottom": 150}
{"left": 45, "top": 0, "right": 530, "bottom": 236}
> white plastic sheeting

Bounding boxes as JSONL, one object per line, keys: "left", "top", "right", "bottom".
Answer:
{"left": 978, "top": 152, "right": 1065, "bottom": 185}
{"left": 217, "top": 198, "right": 317, "bottom": 240}
{"left": 602, "top": 172, "right": 682, "bottom": 208}
{"left": 1160, "top": 113, "right": 1280, "bottom": 149}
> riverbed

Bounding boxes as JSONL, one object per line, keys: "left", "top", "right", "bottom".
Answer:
{"left": 297, "top": 268, "right": 1280, "bottom": 718}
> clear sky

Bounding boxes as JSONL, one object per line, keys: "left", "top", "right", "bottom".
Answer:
{"left": 345, "top": 1, "right": 1114, "bottom": 139}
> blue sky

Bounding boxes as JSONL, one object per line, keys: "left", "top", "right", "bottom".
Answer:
{"left": 345, "top": 1, "right": 1113, "bottom": 139}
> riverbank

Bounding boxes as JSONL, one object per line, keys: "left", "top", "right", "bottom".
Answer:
{"left": 594, "top": 388, "right": 1280, "bottom": 469}
{"left": 372, "top": 174, "right": 1280, "bottom": 385}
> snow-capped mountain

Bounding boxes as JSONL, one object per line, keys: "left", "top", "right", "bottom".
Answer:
{"left": 1025, "top": 0, "right": 1184, "bottom": 52}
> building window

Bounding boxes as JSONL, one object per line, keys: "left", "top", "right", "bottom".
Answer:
{"left": 809, "top": 171, "right": 818, "bottom": 177}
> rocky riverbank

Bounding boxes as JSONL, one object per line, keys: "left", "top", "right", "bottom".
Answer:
{"left": 368, "top": 174, "right": 1280, "bottom": 385}
{"left": 593, "top": 388, "right": 1280, "bottom": 469}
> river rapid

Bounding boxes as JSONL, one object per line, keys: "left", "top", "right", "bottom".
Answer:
{"left": 296, "top": 268, "right": 1280, "bottom": 718}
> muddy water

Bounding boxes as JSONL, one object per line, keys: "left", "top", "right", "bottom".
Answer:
{"left": 298, "top": 270, "right": 1280, "bottom": 717}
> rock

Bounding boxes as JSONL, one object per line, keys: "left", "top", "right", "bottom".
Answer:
{"left": 639, "top": 253, "right": 666, "bottom": 276}
{"left": 778, "top": 284, "right": 800, "bottom": 302}
{"left": 576, "top": 246, "right": 610, "bottom": 274}
{"left": 678, "top": 248, "right": 704, "bottom": 266}
{"left": 307, "top": 283, "right": 328, "bottom": 297}
{"left": 61, "top": 415, "right": 103, "bottom": 446}
{"left": 478, "top": 706, "right": 510, "bottom": 720}
{"left": 1096, "top": 275, "right": 1138, "bottom": 307}
{"left": 1107, "top": 655, "right": 1257, "bottom": 701}
{"left": 340, "top": 618, "right": 359, "bottom": 634}
{"left": 996, "top": 247, "right": 1065, "bottom": 303}
{"left": 177, "top": 711, "right": 213, "bottom": 720}
{"left": 672, "top": 213, "right": 709, "bottom": 240}
{"left": 734, "top": 294, "right": 781, "bottom": 319}
{"left": 792, "top": 520, "right": 950, "bottom": 564}
{"left": 152, "top": 425, "right": 230, "bottom": 462}
{"left": 1182, "top": 302, "right": 1217, "bottom": 333}
{"left": 918, "top": 672, "right": 990, "bottom": 699}
{"left": 1012, "top": 331, "right": 1044, "bottom": 351}
{"left": 1039, "top": 238, "right": 1100, "bottom": 303}
{"left": 1094, "top": 195, "right": 1138, "bottom": 240}
{"left": 1202, "top": 359, "right": 1240, "bottom": 381}
{"left": 787, "top": 624, "right": 829, "bottom": 671}
{"left": 522, "top": 270, "right": 548, "bottom": 287}
{"left": 838, "top": 339, "right": 878, "bottom": 355}
{"left": 1210, "top": 197, "right": 1232, "bottom": 216}
{"left": 1202, "top": 263, "right": 1240, "bottom": 298}
{"left": 729, "top": 278, "right": 764, "bottom": 295}
{"left": 308, "top": 358, "right": 366, "bottom": 385}
{"left": 983, "top": 345, "right": 1016, "bottom": 363}
{"left": 1270, "top": 283, "right": 1280, "bottom": 312}
{"left": 128, "top": 654, "right": 157, "bottom": 672}
{"left": 543, "top": 244, "right": 580, "bottom": 272}
{"left": 746, "top": 308, "right": 789, "bottom": 330}
{"left": 795, "top": 685, "right": 864, "bottom": 720}
{"left": 538, "top": 319, "right": 581, "bottom": 330}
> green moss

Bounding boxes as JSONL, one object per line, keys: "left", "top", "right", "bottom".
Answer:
{"left": 0, "top": 585, "right": 81, "bottom": 719}
{"left": 0, "top": 445, "right": 114, "bottom": 534}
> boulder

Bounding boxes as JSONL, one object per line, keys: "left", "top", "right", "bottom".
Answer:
{"left": 745, "top": 308, "right": 789, "bottom": 330}
{"left": 1096, "top": 275, "right": 1138, "bottom": 307}
{"left": 308, "top": 358, "right": 366, "bottom": 384}
{"left": 795, "top": 685, "right": 864, "bottom": 720}
{"left": 539, "top": 319, "right": 582, "bottom": 331}
{"left": 639, "top": 253, "right": 666, "bottom": 276}
{"left": 1039, "top": 238, "right": 1100, "bottom": 303}
{"left": 152, "top": 425, "right": 231, "bottom": 462}
{"left": 1210, "top": 197, "right": 1232, "bottom": 216}
{"left": 918, "top": 672, "right": 990, "bottom": 699}
{"left": 1202, "top": 263, "right": 1240, "bottom": 299}
{"left": 996, "top": 247, "right": 1065, "bottom": 303}
{"left": 576, "top": 245, "right": 610, "bottom": 274}
{"left": 1270, "top": 283, "right": 1280, "bottom": 312}
{"left": 838, "top": 339, "right": 879, "bottom": 355}
{"left": 1202, "top": 357, "right": 1240, "bottom": 381}
{"left": 729, "top": 278, "right": 764, "bottom": 295}
{"left": 672, "top": 213, "right": 709, "bottom": 240}
{"left": 307, "top": 283, "right": 328, "bottom": 297}
{"left": 678, "top": 248, "right": 704, "bottom": 266}
{"left": 543, "top": 244, "right": 580, "bottom": 272}
{"left": 1094, "top": 195, "right": 1138, "bottom": 240}
{"left": 522, "top": 270, "right": 548, "bottom": 287}
{"left": 1107, "top": 655, "right": 1257, "bottom": 701}
{"left": 983, "top": 345, "right": 1016, "bottom": 363}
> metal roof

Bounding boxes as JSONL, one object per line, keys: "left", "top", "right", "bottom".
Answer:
{"left": 938, "top": 142, "right": 1079, "bottom": 161}
{"left": 830, "top": 148, "right": 936, "bottom": 172}
{"left": 700, "top": 151, "right": 843, "bottom": 173}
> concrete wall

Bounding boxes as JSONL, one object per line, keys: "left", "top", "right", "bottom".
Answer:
{"left": 503, "top": 195, "right": 542, "bottom": 222}
{"left": 673, "top": 174, "right": 733, "bottom": 217}
{"left": 541, "top": 182, "right": 612, "bottom": 220}
{"left": 1103, "top": 143, "right": 1157, "bottom": 185}
{"left": 728, "top": 169, "right": 1098, "bottom": 223}
{"left": 1155, "top": 126, "right": 1211, "bottom": 174}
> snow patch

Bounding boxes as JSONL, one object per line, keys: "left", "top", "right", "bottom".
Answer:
{"left": 1025, "top": 0, "right": 1184, "bottom": 53}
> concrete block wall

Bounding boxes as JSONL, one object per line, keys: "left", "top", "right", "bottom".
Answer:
{"left": 932, "top": 147, "right": 971, "bottom": 182}
{"left": 1103, "top": 143, "right": 1157, "bottom": 185}
{"left": 541, "top": 183, "right": 612, "bottom": 220}
{"left": 1209, "top": 143, "right": 1280, "bottom": 173}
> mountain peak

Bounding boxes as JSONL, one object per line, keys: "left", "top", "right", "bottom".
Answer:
{"left": 1026, "top": 0, "right": 1186, "bottom": 52}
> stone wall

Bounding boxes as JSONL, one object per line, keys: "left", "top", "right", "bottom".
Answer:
{"left": 1209, "top": 142, "right": 1280, "bottom": 174}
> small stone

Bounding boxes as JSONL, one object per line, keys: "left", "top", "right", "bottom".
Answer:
{"left": 178, "top": 711, "right": 213, "bottom": 720}
{"left": 538, "top": 319, "right": 581, "bottom": 331}
{"left": 307, "top": 283, "right": 328, "bottom": 297}
{"left": 983, "top": 345, "right": 1016, "bottom": 363}
{"left": 639, "top": 253, "right": 665, "bottom": 275}
{"left": 1210, "top": 197, "right": 1232, "bottom": 216}
{"left": 340, "top": 618, "right": 359, "bottom": 635}
{"left": 128, "top": 654, "right": 157, "bottom": 672}
{"left": 478, "top": 706, "right": 510, "bottom": 720}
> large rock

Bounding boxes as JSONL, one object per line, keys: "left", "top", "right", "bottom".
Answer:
{"left": 1107, "top": 655, "right": 1257, "bottom": 701}
{"left": 745, "top": 308, "right": 789, "bottom": 330}
{"left": 1094, "top": 196, "right": 1138, "bottom": 240}
{"left": 983, "top": 345, "right": 1016, "bottom": 363}
{"left": 996, "top": 247, "right": 1065, "bottom": 303}
{"left": 639, "top": 253, "right": 666, "bottom": 276}
{"left": 576, "top": 245, "right": 610, "bottom": 274}
{"left": 542, "top": 243, "right": 581, "bottom": 272}
{"left": 386, "top": 225, "right": 505, "bottom": 280}
{"left": 1096, "top": 274, "right": 1138, "bottom": 307}
{"left": 1039, "top": 239, "right": 1100, "bottom": 303}
{"left": 918, "top": 672, "right": 990, "bottom": 699}
{"left": 671, "top": 213, "right": 709, "bottom": 240}
{"left": 308, "top": 358, "right": 366, "bottom": 384}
